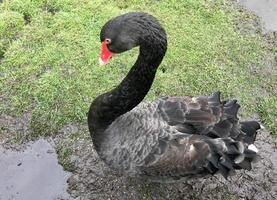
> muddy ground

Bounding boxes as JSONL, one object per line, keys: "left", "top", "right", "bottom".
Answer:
{"left": 1, "top": 113, "right": 276, "bottom": 200}
{"left": 59, "top": 126, "right": 277, "bottom": 200}
{"left": 0, "top": 1, "right": 277, "bottom": 200}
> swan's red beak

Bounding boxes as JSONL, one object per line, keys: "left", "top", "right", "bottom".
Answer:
{"left": 99, "top": 42, "right": 113, "bottom": 65}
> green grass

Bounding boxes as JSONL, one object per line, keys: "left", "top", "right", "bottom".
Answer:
{"left": 258, "top": 96, "right": 277, "bottom": 134}
{"left": 57, "top": 146, "right": 75, "bottom": 171}
{"left": 0, "top": 0, "right": 276, "bottom": 137}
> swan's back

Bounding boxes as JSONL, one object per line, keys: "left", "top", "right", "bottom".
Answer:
{"left": 98, "top": 92, "right": 260, "bottom": 181}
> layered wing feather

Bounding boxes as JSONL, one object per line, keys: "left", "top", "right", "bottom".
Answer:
{"left": 157, "top": 92, "right": 242, "bottom": 138}
{"left": 102, "top": 92, "right": 260, "bottom": 181}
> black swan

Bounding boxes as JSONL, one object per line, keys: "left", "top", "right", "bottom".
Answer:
{"left": 88, "top": 12, "right": 260, "bottom": 182}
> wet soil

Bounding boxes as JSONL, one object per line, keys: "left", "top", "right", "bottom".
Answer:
{"left": 0, "top": 139, "right": 71, "bottom": 200}
{"left": 1, "top": 113, "right": 276, "bottom": 199}
{"left": 55, "top": 125, "right": 277, "bottom": 200}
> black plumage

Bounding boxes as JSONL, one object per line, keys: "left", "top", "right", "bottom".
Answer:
{"left": 88, "top": 12, "right": 260, "bottom": 182}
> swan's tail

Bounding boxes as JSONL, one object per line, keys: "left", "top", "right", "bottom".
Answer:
{"left": 206, "top": 92, "right": 260, "bottom": 144}
{"left": 240, "top": 120, "right": 260, "bottom": 144}
{"left": 203, "top": 93, "right": 261, "bottom": 178}
{"left": 204, "top": 135, "right": 260, "bottom": 179}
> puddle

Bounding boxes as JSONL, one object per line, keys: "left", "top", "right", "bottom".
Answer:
{"left": 239, "top": 0, "right": 277, "bottom": 32}
{"left": 0, "top": 139, "right": 71, "bottom": 200}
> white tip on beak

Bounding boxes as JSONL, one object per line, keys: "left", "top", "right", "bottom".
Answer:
{"left": 99, "top": 57, "right": 106, "bottom": 66}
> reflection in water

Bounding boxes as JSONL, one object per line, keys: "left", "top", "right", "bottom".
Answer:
{"left": 0, "top": 139, "right": 71, "bottom": 200}
{"left": 239, "top": 0, "right": 277, "bottom": 32}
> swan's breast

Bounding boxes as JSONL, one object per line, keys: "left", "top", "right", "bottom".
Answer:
{"left": 99, "top": 101, "right": 171, "bottom": 173}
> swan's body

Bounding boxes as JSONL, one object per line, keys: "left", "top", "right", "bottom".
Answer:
{"left": 88, "top": 12, "right": 260, "bottom": 182}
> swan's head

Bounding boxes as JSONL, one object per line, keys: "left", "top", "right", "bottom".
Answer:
{"left": 99, "top": 12, "right": 166, "bottom": 65}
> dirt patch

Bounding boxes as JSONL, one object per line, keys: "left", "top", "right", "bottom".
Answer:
{"left": 23, "top": 13, "right": 31, "bottom": 25}
{"left": 1, "top": 113, "right": 276, "bottom": 200}
{"left": 0, "top": 113, "right": 31, "bottom": 146}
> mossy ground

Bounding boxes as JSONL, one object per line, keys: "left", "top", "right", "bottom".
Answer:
{"left": 0, "top": 0, "right": 276, "bottom": 141}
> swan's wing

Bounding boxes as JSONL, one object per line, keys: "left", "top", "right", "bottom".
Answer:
{"left": 139, "top": 133, "right": 258, "bottom": 180}
{"left": 135, "top": 91, "right": 260, "bottom": 180}
{"left": 157, "top": 91, "right": 246, "bottom": 140}
{"left": 102, "top": 92, "right": 259, "bottom": 180}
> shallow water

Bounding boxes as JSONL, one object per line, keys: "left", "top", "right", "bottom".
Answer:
{"left": 239, "top": 0, "right": 277, "bottom": 32}
{"left": 0, "top": 139, "right": 71, "bottom": 200}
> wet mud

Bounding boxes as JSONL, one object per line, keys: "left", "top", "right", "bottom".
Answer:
{"left": 57, "top": 127, "right": 277, "bottom": 200}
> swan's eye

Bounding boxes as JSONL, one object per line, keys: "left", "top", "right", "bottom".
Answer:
{"left": 105, "top": 38, "right": 111, "bottom": 44}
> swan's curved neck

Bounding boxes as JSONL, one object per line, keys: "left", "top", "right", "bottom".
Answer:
{"left": 88, "top": 34, "right": 167, "bottom": 147}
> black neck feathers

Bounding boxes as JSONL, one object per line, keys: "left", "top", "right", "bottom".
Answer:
{"left": 88, "top": 13, "right": 167, "bottom": 147}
